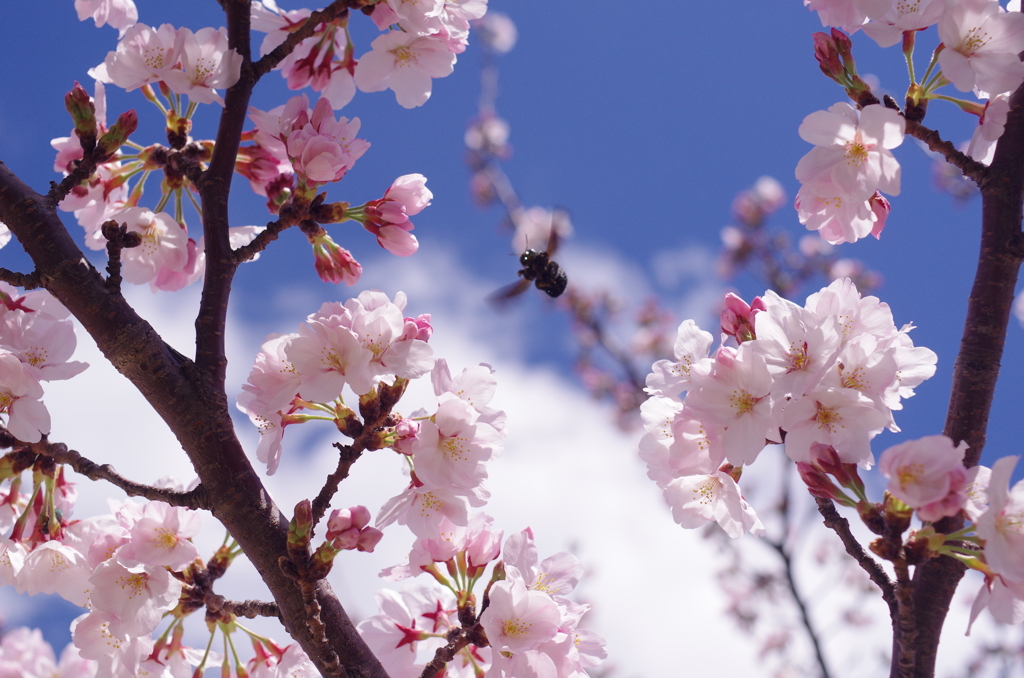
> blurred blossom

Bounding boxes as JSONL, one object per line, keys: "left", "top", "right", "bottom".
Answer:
{"left": 798, "top": 234, "right": 834, "bottom": 257}
{"left": 731, "top": 176, "right": 786, "bottom": 226}
{"left": 511, "top": 206, "right": 572, "bottom": 253}
{"left": 475, "top": 13, "right": 518, "bottom": 53}
{"left": 465, "top": 114, "right": 510, "bottom": 154}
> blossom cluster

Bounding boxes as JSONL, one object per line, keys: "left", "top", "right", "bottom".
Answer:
{"left": 799, "top": 0, "right": 1024, "bottom": 242}
{"left": 237, "top": 289, "right": 434, "bottom": 474}
{"left": 0, "top": 285, "right": 87, "bottom": 443}
{"left": 95, "top": 22, "right": 242, "bottom": 105}
{"left": 639, "top": 278, "right": 937, "bottom": 537}
{"left": 252, "top": 0, "right": 486, "bottom": 110}
{"left": 0, "top": 491, "right": 206, "bottom": 676}
{"left": 361, "top": 524, "right": 606, "bottom": 678}
{"left": 871, "top": 436, "right": 1024, "bottom": 629}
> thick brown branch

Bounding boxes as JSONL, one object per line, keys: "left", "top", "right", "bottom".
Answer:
{"left": 36, "top": 440, "right": 209, "bottom": 509}
{"left": 814, "top": 498, "right": 897, "bottom": 615}
{"left": 905, "top": 80, "right": 1024, "bottom": 678}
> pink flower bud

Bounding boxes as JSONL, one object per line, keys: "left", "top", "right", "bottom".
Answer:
{"left": 869, "top": 192, "right": 890, "bottom": 239}
{"left": 356, "top": 527, "right": 383, "bottom": 552}
{"left": 311, "top": 234, "right": 361, "bottom": 285}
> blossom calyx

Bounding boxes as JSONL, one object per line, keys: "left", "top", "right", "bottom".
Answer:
{"left": 311, "top": 200, "right": 353, "bottom": 224}
{"left": 95, "top": 109, "right": 138, "bottom": 163}
{"left": 65, "top": 82, "right": 98, "bottom": 153}
{"left": 358, "top": 386, "right": 381, "bottom": 422}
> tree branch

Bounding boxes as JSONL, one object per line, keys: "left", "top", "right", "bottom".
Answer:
{"left": 814, "top": 498, "right": 897, "bottom": 615}
{"left": 34, "top": 440, "right": 209, "bottom": 509}
{"left": 904, "top": 119, "right": 988, "bottom": 184}
{"left": 906, "top": 78, "right": 1024, "bottom": 678}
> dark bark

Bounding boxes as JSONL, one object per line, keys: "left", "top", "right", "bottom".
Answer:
{"left": 899, "top": 81, "right": 1024, "bottom": 678}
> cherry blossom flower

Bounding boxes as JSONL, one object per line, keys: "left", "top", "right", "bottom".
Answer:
{"left": 89, "top": 557, "right": 182, "bottom": 637}
{"left": 99, "top": 23, "right": 184, "bottom": 92}
{"left": 862, "top": 0, "right": 944, "bottom": 47}
{"left": 0, "top": 351, "right": 51, "bottom": 443}
{"left": 502, "top": 529, "right": 583, "bottom": 601}
{"left": 413, "top": 398, "right": 501, "bottom": 490}
{"left": 119, "top": 501, "right": 201, "bottom": 570}
{"left": 662, "top": 469, "right": 766, "bottom": 539}
{"left": 75, "top": 0, "right": 137, "bottom": 36}
{"left": 796, "top": 102, "right": 904, "bottom": 201}
{"left": 285, "top": 97, "right": 370, "bottom": 188}
{"left": 879, "top": 435, "right": 969, "bottom": 520}
{"left": 354, "top": 31, "right": 458, "bottom": 108}
{"left": 975, "top": 455, "right": 1024, "bottom": 583}
{"left": 781, "top": 387, "right": 888, "bottom": 466}
{"left": 362, "top": 174, "right": 432, "bottom": 256}
{"left": 804, "top": 0, "right": 893, "bottom": 32}
{"left": 238, "top": 332, "right": 302, "bottom": 474}
{"left": 967, "top": 93, "right": 1012, "bottom": 165}
{"left": 645, "top": 319, "right": 713, "bottom": 397}
{"left": 479, "top": 579, "right": 561, "bottom": 654}
{"left": 110, "top": 207, "right": 189, "bottom": 285}
{"left": 685, "top": 342, "right": 778, "bottom": 466}
{"left": 161, "top": 27, "right": 242, "bottom": 105}
{"left": 938, "top": 0, "right": 1024, "bottom": 94}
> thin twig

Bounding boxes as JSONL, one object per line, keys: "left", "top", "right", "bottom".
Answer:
{"left": 419, "top": 627, "right": 474, "bottom": 678}
{"left": 310, "top": 443, "right": 362, "bottom": 526}
{"left": 35, "top": 440, "right": 210, "bottom": 510}
{"left": 767, "top": 537, "right": 833, "bottom": 678}
{"left": 904, "top": 119, "right": 988, "bottom": 184}
{"left": 814, "top": 497, "right": 897, "bottom": 616}
{"left": 205, "top": 593, "right": 282, "bottom": 620}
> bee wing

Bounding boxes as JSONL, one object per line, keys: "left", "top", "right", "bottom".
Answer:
{"left": 546, "top": 228, "right": 561, "bottom": 257}
{"left": 487, "top": 278, "right": 531, "bottom": 309}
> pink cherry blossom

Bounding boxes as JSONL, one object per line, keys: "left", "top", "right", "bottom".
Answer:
{"left": 804, "top": 0, "right": 893, "bottom": 32}
{"left": 111, "top": 207, "right": 189, "bottom": 285}
{"left": 479, "top": 579, "right": 561, "bottom": 654}
{"left": 796, "top": 102, "right": 904, "bottom": 201}
{"left": 119, "top": 501, "right": 201, "bottom": 570}
{"left": 286, "top": 98, "right": 369, "bottom": 187}
{"left": 645, "top": 319, "right": 713, "bottom": 397}
{"left": 75, "top": 0, "right": 138, "bottom": 36}
{"left": 89, "top": 557, "right": 182, "bottom": 637}
{"left": 879, "top": 435, "right": 969, "bottom": 519}
{"left": 354, "top": 31, "right": 458, "bottom": 109}
{"left": 100, "top": 23, "right": 184, "bottom": 92}
{"left": 781, "top": 387, "right": 889, "bottom": 466}
{"left": 662, "top": 469, "right": 765, "bottom": 539}
{"left": 161, "top": 27, "right": 242, "bottom": 105}
{"left": 938, "top": 0, "right": 1024, "bottom": 94}
{"left": 975, "top": 455, "right": 1024, "bottom": 583}
{"left": 685, "top": 342, "right": 778, "bottom": 466}
{"left": 0, "top": 351, "right": 51, "bottom": 443}
{"left": 413, "top": 398, "right": 500, "bottom": 491}
{"left": 968, "top": 93, "right": 1012, "bottom": 165}
{"left": 862, "top": 0, "right": 944, "bottom": 47}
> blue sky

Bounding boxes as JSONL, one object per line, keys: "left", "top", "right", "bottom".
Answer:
{"left": 0, "top": 1, "right": 1021, "bottom": 676}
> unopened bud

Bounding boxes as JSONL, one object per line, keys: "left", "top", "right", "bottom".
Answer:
{"left": 65, "top": 82, "right": 97, "bottom": 153}
{"left": 95, "top": 110, "right": 138, "bottom": 163}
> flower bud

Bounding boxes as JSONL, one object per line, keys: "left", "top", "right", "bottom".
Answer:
{"left": 95, "top": 109, "right": 138, "bottom": 163}
{"left": 65, "top": 82, "right": 97, "bottom": 153}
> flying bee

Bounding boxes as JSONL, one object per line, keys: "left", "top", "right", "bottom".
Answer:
{"left": 489, "top": 232, "right": 568, "bottom": 305}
